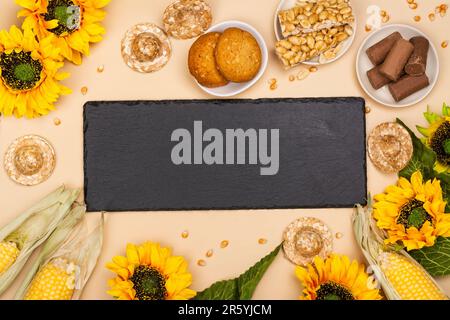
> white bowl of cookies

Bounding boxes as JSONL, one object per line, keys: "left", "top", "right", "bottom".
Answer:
{"left": 188, "top": 20, "right": 268, "bottom": 97}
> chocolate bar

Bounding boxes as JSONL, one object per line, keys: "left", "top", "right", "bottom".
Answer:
{"left": 366, "top": 32, "right": 402, "bottom": 65}
{"left": 379, "top": 39, "right": 414, "bottom": 81}
{"left": 388, "top": 74, "right": 429, "bottom": 102}
{"left": 405, "top": 36, "right": 429, "bottom": 76}
{"left": 367, "top": 66, "right": 391, "bottom": 90}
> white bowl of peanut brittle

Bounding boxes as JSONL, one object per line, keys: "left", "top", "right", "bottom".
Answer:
{"left": 274, "top": 0, "right": 357, "bottom": 66}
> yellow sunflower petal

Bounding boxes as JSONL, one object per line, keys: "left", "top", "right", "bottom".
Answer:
{"left": 9, "top": 25, "right": 24, "bottom": 45}
{"left": 15, "top": 0, "right": 37, "bottom": 10}
{"left": 164, "top": 256, "right": 188, "bottom": 276}
{"left": 107, "top": 278, "right": 136, "bottom": 300}
{"left": 126, "top": 243, "right": 141, "bottom": 265}
{"left": 411, "top": 171, "right": 424, "bottom": 193}
{"left": 170, "top": 288, "right": 197, "bottom": 300}
{"left": 434, "top": 161, "right": 449, "bottom": 173}
{"left": 106, "top": 261, "right": 130, "bottom": 280}
{"left": 150, "top": 243, "right": 170, "bottom": 270}
{"left": 166, "top": 273, "right": 193, "bottom": 298}
{"left": 295, "top": 265, "right": 311, "bottom": 284}
{"left": 86, "top": 0, "right": 111, "bottom": 9}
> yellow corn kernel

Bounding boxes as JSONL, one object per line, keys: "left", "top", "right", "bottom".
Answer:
{"left": 380, "top": 252, "right": 448, "bottom": 300}
{"left": 0, "top": 241, "right": 20, "bottom": 274}
{"left": 24, "top": 258, "right": 76, "bottom": 300}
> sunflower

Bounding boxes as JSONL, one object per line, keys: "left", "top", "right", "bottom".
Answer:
{"left": 17, "top": 0, "right": 110, "bottom": 65}
{"left": 374, "top": 170, "right": 450, "bottom": 251}
{"left": 295, "top": 254, "right": 382, "bottom": 300}
{"left": 0, "top": 25, "right": 70, "bottom": 118}
{"left": 417, "top": 103, "right": 450, "bottom": 173}
{"left": 106, "top": 242, "right": 196, "bottom": 300}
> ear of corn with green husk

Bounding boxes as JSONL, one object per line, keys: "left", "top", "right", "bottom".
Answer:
{"left": 14, "top": 205, "right": 85, "bottom": 299}
{"left": 15, "top": 208, "right": 104, "bottom": 300}
{"left": 0, "top": 186, "right": 80, "bottom": 295}
{"left": 353, "top": 202, "right": 448, "bottom": 300}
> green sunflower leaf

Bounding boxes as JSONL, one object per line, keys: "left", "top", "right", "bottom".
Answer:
{"left": 396, "top": 118, "right": 436, "bottom": 181}
{"left": 409, "top": 237, "right": 450, "bottom": 276}
{"left": 416, "top": 125, "right": 429, "bottom": 138}
{"left": 192, "top": 278, "right": 238, "bottom": 300}
{"left": 433, "top": 172, "right": 450, "bottom": 211}
{"left": 442, "top": 102, "right": 450, "bottom": 117}
{"left": 424, "top": 106, "right": 440, "bottom": 124}
{"left": 193, "top": 244, "right": 281, "bottom": 300}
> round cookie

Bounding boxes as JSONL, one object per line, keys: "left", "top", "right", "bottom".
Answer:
{"left": 188, "top": 32, "right": 229, "bottom": 88}
{"left": 215, "top": 28, "right": 262, "bottom": 83}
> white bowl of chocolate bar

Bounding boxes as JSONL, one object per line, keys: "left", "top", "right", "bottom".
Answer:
{"left": 356, "top": 24, "right": 439, "bottom": 108}
{"left": 274, "top": 0, "right": 357, "bottom": 66}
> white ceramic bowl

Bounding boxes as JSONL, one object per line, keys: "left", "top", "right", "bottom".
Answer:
{"left": 273, "top": 0, "right": 357, "bottom": 66}
{"left": 194, "top": 20, "right": 268, "bottom": 97}
{"left": 356, "top": 24, "right": 439, "bottom": 108}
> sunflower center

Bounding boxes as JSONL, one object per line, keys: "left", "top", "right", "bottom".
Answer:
{"left": 130, "top": 265, "right": 167, "bottom": 300}
{"left": 409, "top": 207, "right": 430, "bottom": 229}
{"left": 430, "top": 122, "right": 450, "bottom": 165}
{"left": 397, "top": 199, "right": 433, "bottom": 229}
{"left": 316, "top": 282, "right": 355, "bottom": 300}
{"left": 43, "top": 0, "right": 81, "bottom": 36}
{"left": 0, "top": 51, "right": 42, "bottom": 91}
{"left": 14, "top": 63, "right": 36, "bottom": 82}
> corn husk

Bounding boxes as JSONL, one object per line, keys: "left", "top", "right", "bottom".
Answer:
{"left": 0, "top": 186, "right": 80, "bottom": 295}
{"left": 15, "top": 208, "right": 104, "bottom": 300}
{"left": 14, "top": 205, "right": 85, "bottom": 299}
{"left": 353, "top": 202, "right": 448, "bottom": 300}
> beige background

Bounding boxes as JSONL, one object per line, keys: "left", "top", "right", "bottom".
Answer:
{"left": 0, "top": 0, "right": 449, "bottom": 300}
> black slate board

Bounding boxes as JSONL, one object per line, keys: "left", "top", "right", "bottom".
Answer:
{"left": 84, "top": 98, "right": 367, "bottom": 212}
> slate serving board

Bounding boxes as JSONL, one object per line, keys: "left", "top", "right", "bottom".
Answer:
{"left": 84, "top": 98, "right": 367, "bottom": 212}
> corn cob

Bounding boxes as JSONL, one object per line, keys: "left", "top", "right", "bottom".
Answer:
{"left": 15, "top": 207, "right": 104, "bottom": 300}
{"left": 353, "top": 203, "right": 449, "bottom": 300}
{"left": 0, "top": 186, "right": 80, "bottom": 295}
{"left": 24, "top": 258, "right": 77, "bottom": 300}
{"left": 0, "top": 242, "right": 20, "bottom": 275}
{"left": 378, "top": 252, "right": 448, "bottom": 300}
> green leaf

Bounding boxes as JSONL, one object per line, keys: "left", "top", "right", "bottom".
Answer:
{"left": 409, "top": 237, "right": 450, "bottom": 276}
{"left": 442, "top": 102, "right": 450, "bottom": 117}
{"left": 424, "top": 106, "right": 440, "bottom": 124}
{"left": 416, "top": 125, "right": 429, "bottom": 137}
{"left": 396, "top": 118, "right": 436, "bottom": 180}
{"left": 193, "top": 244, "right": 281, "bottom": 300}
{"left": 193, "top": 278, "right": 239, "bottom": 300}
{"left": 237, "top": 245, "right": 281, "bottom": 299}
{"left": 433, "top": 172, "right": 450, "bottom": 211}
